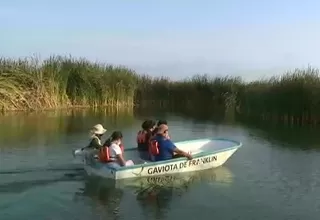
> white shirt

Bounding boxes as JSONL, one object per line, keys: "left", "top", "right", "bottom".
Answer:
{"left": 109, "top": 143, "right": 122, "bottom": 159}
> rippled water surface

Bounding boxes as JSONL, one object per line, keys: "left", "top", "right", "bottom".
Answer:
{"left": 0, "top": 109, "right": 320, "bottom": 220}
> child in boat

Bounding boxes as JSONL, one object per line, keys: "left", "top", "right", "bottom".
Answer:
{"left": 104, "top": 131, "right": 134, "bottom": 168}
{"left": 150, "top": 124, "right": 192, "bottom": 161}
{"left": 137, "top": 120, "right": 156, "bottom": 160}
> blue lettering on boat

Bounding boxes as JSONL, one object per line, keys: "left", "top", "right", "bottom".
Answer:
{"left": 147, "top": 164, "right": 179, "bottom": 174}
{"left": 189, "top": 155, "right": 217, "bottom": 166}
{"left": 147, "top": 155, "right": 218, "bottom": 175}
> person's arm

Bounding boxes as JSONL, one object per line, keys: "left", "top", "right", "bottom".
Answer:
{"left": 174, "top": 148, "right": 192, "bottom": 160}
{"left": 116, "top": 154, "right": 126, "bottom": 166}
{"left": 84, "top": 137, "right": 102, "bottom": 150}
{"left": 166, "top": 140, "right": 192, "bottom": 160}
{"left": 113, "top": 144, "right": 126, "bottom": 166}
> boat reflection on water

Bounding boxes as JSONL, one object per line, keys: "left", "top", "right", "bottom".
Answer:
{"left": 126, "top": 165, "right": 233, "bottom": 188}
{"left": 132, "top": 166, "right": 234, "bottom": 219}
{"left": 74, "top": 176, "right": 124, "bottom": 219}
{"left": 75, "top": 166, "right": 233, "bottom": 219}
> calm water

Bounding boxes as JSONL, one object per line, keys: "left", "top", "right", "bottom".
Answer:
{"left": 1, "top": 109, "right": 320, "bottom": 220}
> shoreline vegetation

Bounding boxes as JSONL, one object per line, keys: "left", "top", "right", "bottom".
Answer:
{"left": 1, "top": 55, "right": 319, "bottom": 125}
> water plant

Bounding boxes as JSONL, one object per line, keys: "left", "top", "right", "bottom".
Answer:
{"left": 0, "top": 55, "right": 139, "bottom": 111}
{"left": 1, "top": 55, "right": 320, "bottom": 125}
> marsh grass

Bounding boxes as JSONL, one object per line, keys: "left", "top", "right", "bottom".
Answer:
{"left": 238, "top": 66, "right": 320, "bottom": 125}
{"left": 0, "top": 55, "right": 138, "bottom": 111}
{"left": 1, "top": 55, "right": 320, "bottom": 125}
{"left": 135, "top": 74, "right": 243, "bottom": 118}
{"left": 135, "top": 66, "right": 320, "bottom": 125}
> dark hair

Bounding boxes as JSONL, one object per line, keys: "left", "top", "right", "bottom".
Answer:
{"left": 141, "top": 120, "right": 148, "bottom": 130}
{"left": 111, "top": 131, "right": 123, "bottom": 141}
{"left": 157, "top": 120, "right": 167, "bottom": 127}
{"left": 142, "top": 119, "right": 156, "bottom": 130}
{"left": 150, "top": 120, "right": 156, "bottom": 127}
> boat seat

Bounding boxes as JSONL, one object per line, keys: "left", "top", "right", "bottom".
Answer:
{"left": 133, "top": 158, "right": 150, "bottom": 165}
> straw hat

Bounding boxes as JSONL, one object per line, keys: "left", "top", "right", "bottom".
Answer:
{"left": 157, "top": 124, "right": 169, "bottom": 134}
{"left": 91, "top": 124, "right": 107, "bottom": 135}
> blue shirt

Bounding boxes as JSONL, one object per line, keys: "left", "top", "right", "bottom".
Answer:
{"left": 153, "top": 134, "right": 177, "bottom": 161}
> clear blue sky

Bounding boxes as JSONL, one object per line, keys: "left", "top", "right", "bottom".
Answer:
{"left": 1, "top": 0, "right": 320, "bottom": 81}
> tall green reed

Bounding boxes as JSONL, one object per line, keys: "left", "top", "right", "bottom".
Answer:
{"left": 0, "top": 55, "right": 139, "bottom": 111}
{"left": 1, "top": 55, "right": 320, "bottom": 126}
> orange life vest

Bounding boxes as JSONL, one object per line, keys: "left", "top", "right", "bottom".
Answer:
{"left": 99, "top": 144, "right": 124, "bottom": 163}
{"left": 136, "top": 130, "right": 147, "bottom": 144}
{"left": 149, "top": 139, "right": 160, "bottom": 156}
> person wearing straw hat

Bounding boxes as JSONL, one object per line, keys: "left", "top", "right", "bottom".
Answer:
{"left": 72, "top": 124, "right": 108, "bottom": 159}
{"left": 152, "top": 124, "right": 192, "bottom": 161}
{"left": 87, "top": 124, "right": 107, "bottom": 149}
{"left": 74, "top": 124, "right": 108, "bottom": 162}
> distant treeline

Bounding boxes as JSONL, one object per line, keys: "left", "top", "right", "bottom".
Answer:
{"left": 1, "top": 55, "right": 319, "bottom": 125}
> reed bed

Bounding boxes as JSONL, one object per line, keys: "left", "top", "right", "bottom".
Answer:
{"left": 1, "top": 55, "right": 320, "bottom": 125}
{"left": 135, "top": 67, "right": 320, "bottom": 125}
{"left": 135, "top": 74, "right": 243, "bottom": 118}
{"left": 237, "top": 67, "right": 320, "bottom": 125}
{"left": 0, "top": 55, "right": 139, "bottom": 111}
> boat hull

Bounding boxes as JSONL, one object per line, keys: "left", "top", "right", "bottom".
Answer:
{"left": 83, "top": 138, "right": 242, "bottom": 180}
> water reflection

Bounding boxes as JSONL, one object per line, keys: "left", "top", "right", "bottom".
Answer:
{"left": 75, "top": 167, "right": 233, "bottom": 219}
{"left": 0, "top": 108, "right": 136, "bottom": 148}
{"left": 0, "top": 166, "right": 84, "bottom": 194}
{"left": 243, "top": 120, "right": 320, "bottom": 150}
{"left": 133, "top": 167, "right": 233, "bottom": 219}
{"left": 74, "top": 176, "right": 124, "bottom": 219}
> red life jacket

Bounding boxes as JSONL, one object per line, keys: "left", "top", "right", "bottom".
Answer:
{"left": 137, "top": 130, "right": 148, "bottom": 144}
{"left": 148, "top": 133, "right": 171, "bottom": 157}
{"left": 149, "top": 139, "right": 160, "bottom": 156}
{"left": 99, "top": 144, "right": 124, "bottom": 163}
